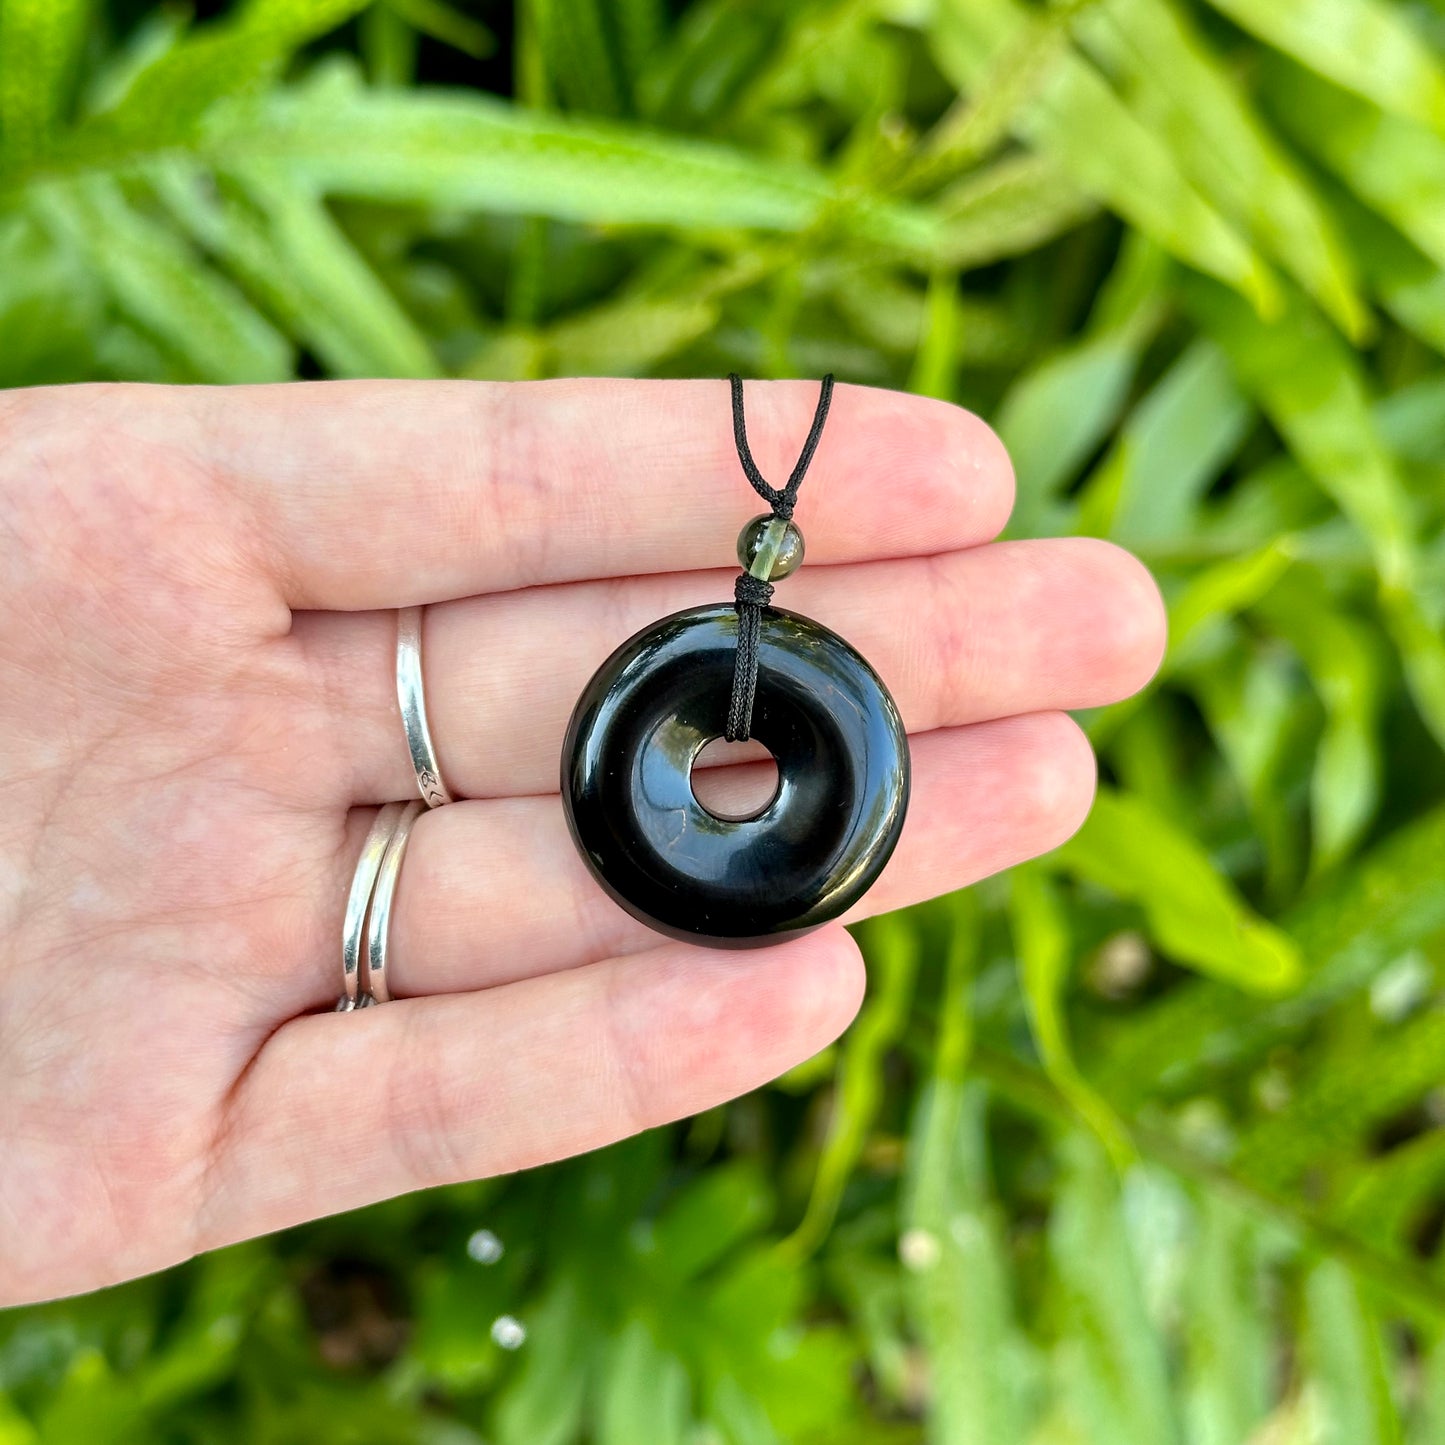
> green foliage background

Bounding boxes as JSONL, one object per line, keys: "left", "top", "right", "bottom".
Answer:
{"left": 5, "top": 0, "right": 1445, "bottom": 1439}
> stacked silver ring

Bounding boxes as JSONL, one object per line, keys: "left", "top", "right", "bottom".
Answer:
{"left": 334, "top": 605, "right": 457, "bottom": 1011}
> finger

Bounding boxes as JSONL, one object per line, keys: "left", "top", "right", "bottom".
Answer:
{"left": 294, "top": 536, "right": 1162, "bottom": 804}
{"left": 182, "top": 378, "right": 1014, "bottom": 609}
{"left": 281, "top": 711, "right": 1092, "bottom": 1009}
{"left": 198, "top": 927, "right": 864, "bottom": 1251}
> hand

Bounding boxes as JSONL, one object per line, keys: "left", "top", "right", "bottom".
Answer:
{"left": 0, "top": 379, "right": 1164, "bottom": 1305}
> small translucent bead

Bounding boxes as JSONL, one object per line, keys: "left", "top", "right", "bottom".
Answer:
{"left": 737, "top": 513, "right": 805, "bottom": 580}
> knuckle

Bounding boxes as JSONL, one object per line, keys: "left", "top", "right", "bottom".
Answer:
{"left": 384, "top": 1018, "right": 470, "bottom": 1190}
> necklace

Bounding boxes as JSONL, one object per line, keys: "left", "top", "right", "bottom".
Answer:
{"left": 561, "top": 374, "right": 909, "bottom": 948}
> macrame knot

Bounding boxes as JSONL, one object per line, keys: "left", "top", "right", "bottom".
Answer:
{"left": 734, "top": 573, "right": 774, "bottom": 609}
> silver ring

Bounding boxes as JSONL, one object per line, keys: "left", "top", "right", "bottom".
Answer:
{"left": 397, "top": 605, "right": 455, "bottom": 807}
{"left": 363, "top": 800, "right": 423, "bottom": 1004}
{"left": 336, "top": 802, "right": 406, "bottom": 1011}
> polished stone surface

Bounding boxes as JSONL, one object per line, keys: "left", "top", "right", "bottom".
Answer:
{"left": 736, "top": 513, "right": 805, "bottom": 580}
{"left": 561, "top": 604, "right": 910, "bottom": 948}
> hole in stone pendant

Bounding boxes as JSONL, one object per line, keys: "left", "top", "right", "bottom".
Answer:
{"left": 690, "top": 737, "right": 780, "bottom": 821}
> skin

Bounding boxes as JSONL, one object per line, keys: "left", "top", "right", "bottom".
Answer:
{"left": 0, "top": 378, "right": 1166, "bottom": 1307}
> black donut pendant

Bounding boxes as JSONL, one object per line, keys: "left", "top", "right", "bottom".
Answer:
{"left": 561, "top": 603, "right": 909, "bottom": 948}
{"left": 559, "top": 373, "right": 909, "bottom": 949}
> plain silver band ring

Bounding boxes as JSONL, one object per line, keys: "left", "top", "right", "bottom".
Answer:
{"left": 336, "top": 802, "right": 406, "bottom": 1011}
{"left": 397, "top": 605, "right": 455, "bottom": 808}
{"left": 364, "top": 800, "right": 424, "bottom": 1004}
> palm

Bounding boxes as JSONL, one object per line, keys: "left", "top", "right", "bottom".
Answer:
{"left": 0, "top": 378, "right": 1164, "bottom": 1306}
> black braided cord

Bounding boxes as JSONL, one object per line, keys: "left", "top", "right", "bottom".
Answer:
{"left": 724, "top": 372, "right": 835, "bottom": 742}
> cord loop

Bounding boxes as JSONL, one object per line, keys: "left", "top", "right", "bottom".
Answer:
{"left": 724, "top": 373, "right": 834, "bottom": 741}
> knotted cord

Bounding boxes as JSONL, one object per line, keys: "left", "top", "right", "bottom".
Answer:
{"left": 724, "top": 372, "right": 835, "bottom": 742}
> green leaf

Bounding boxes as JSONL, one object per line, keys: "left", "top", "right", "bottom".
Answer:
{"left": 595, "top": 1319, "right": 690, "bottom": 1445}
{"left": 0, "top": 0, "right": 91, "bottom": 164}
{"left": 1411, "top": 1333, "right": 1445, "bottom": 1445}
{"left": 1009, "top": 865, "right": 1132, "bottom": 1164}
{"left": 233, "top": 165, "right": 440, "bottom": 378}
{"left": 710, "top": 1374, "right": 783, "bottom": 1445}
{"left": 647, "top": 1163, "right": 772, "bottom": 1282}
{"left": 1194, "top": 277, "right": 1445, "bottom": 753}
{"left": 0, "top": 1392, "right": 39, "bottom": 1445}
{"left": 1261, "top": 573, "right": 1385, "bottom": 870}
{"left": 633, "top": 0, "right": 779, "bottom": 129}
{"left": 193, "top": 81, "right": 950, "bottom": 260}
{"left": 540, "top": 292, "right": 718, "bottom": 376}
{"left": 0, "top": 207, "right": 100, "bottom": 384}
{"left": 1049, "top": 1138, "right": 1183, "bottom": 1445}
{"left": 361, "top": 3, "right": 417, "bottom": 88}
{"left": 998, "top": 333, "right": 1139, "bottom": 535}
{"left": 1271, "top": 60, "right": 1445, "bottom": 279}
{"left": 492, "top": 1278, "right": 591, "bottom": 1445}
{"left": 31, "top": 176, "right": 291, "bottom": 382}
{"left": 1181, "top": 1194, "right": 1271, "bottom": 1445}
{"left": 907, "top": 269, "right": 962, "bottom": 401}
{"left": 27, "top": 0, "right": 372, "bottom": 176}
{"left": 1077, "top": 0, "right": 1366, "bottom": 337}
{"left": 1304, "top": 1260, "right": 1404, "bottom": 1445}
{"left": 1185, "top": 636, "right": 1310, "bottom": 899}
{"left": 410, "top": 1255, "right": 516, "bottom": 1392}
{"left": 1085, "top": 338, "right": 1252, "bottom": 547}
{"left": 779, "top": 912, "right": 918, "bottom": 1261}
{"left": 1100, "top": 803, "right": 1445, "bottom": 1100}
{"left": 613, "top": 0, "right": 665, "bottom": 90}
{"left": 905, "top": 4, "right": 1076, "bottom": 186}
{"left": 382, "top": 0, "right": 494, "bottom": 60}
{"left": 1232, "top": 1007, "right": 1445, "bottom": 1194}
{"left": 1054, "top": 787, "right": 1303, "bottom": 993}
{"left": 934, "top": 151, "right": 1097, "bottom": 268}
{"left": 1324, "top": 182, "right": 1445, "bottom": 358}
{"left": 1089, "top": 536, "right": 1298, "bottom": 749}
{"left": 1169, "top": 538, "right": 1298, "bottom": 661}
{"left": 154, "top": 161, "right": 440, "bottom": 379}
{"left": 929, "top": 0, "right": 1278, "bottom": 312}
{"left": 529, "top": 0, "right": 628, "bottom": 116}
{"left": 1195, "top": 279, "right": 1412, "bottom": 575}
{"left": 1331, "top": 1127, "right": 1445, "bottom": 1255}
{"left": 1202, "top": 0, "right": 1445, "bottom": 133}
{"left": 902, "top": 1081, "right": 1036, "bottom": 1444}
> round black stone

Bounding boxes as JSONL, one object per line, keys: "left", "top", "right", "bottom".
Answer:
{"left": 560, "top": 604, "right": 910, "bottom": 949}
